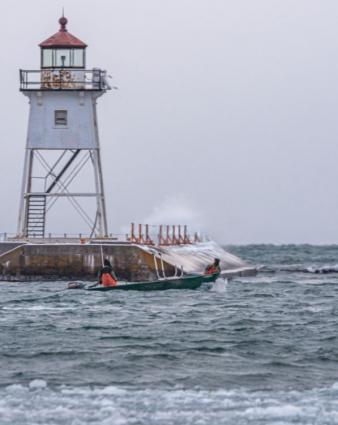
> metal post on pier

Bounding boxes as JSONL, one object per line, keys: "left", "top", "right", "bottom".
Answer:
{"left": 166, "top": 225, "right": 170, "bottom": 245}
{"left": 178, "top": 225, "right": 183, "bottom": 244}
{"left": 138, "top": 223, "right": 144, "bottom": 244}
{"left": 183, "top": 225, "right": 190, "bottom": 244}
{"left": 172, "top": 225, "right": 177, "bottom": 245}
{"left": 145, "top": 224, "right": 153, "bottom": 245}
{"left": 158, "top": 225, "right": 163, "bottom": 245}
{"left": 130, "top": 222, "right": 136, "bottom": 242}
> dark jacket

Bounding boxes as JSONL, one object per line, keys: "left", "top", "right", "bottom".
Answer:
{"left": 98, "top": 261, "right": 117, "bottom": 280}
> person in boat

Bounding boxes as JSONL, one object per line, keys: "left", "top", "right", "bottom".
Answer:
{"left": 205, "top": 258, "right": 221, "bottom": 275}
{"left": 91, "top": 259, "right": 118, "bottom": 287}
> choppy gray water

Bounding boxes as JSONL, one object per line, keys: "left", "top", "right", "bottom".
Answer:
{"left": 1, "top": 245, "right": 338, "bottom": 424}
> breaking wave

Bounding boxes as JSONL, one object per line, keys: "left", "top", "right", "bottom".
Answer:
{"left": 2, "top": 381, "right": 338, "bottom": 425}
{"left": 259, "top": 264, "right": 338, "bottom": 273}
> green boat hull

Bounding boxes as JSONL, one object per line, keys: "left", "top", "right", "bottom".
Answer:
{"left": 87, "top": 273, "right": 219, "bottom": 292}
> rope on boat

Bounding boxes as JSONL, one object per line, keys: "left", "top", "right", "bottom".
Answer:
{"left": 153, "top": 253, "right": 184, "bottom": 280}
{"left": 153, "top": 255, "right": 160, "bottom": 279}
{"left": 159, "top": 253, "right": 166, "bottom": 279}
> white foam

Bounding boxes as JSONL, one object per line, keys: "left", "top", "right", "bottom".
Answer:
{"left": 243, "top": 404, "right": 303, "bottom": 418}
{"left": 5, "top": 384, "right": 25, "bottom": 392}
{"left": 210, "top": 278, "right": 228, "bottom": 293}
{"left": 307, "top": 264, "right": 338, "bottom": 274}
{"left": 3, "top": 305, "right": 73, "bottom": 311}
{"left": 29, "top": 379, "right": 47, "bottom": 389}
{"left": 1, "top": 384, "right": 338, "bottom": 425}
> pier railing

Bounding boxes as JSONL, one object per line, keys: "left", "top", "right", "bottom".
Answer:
{"left": 0, "top": 225, "right": 206, "bottom": 246}
{"left": 128, "top": 223, "right": 204, "bottom": 246}
{"left": 0, "top": 233, "right": 129, "bottom": 244}
{"left": 19, "top": 69, "right": 110, "bottom": 91}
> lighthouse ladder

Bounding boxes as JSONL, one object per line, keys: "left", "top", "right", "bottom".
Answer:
{"left": 26, "top": 195, "right": 47, "bottom": 238}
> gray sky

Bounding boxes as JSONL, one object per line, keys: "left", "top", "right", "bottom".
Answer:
{"left": 1, "top": 0, "right": 338, "bottom": 244}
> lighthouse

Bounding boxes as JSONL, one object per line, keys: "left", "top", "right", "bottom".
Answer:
{"left": 18, "top": 15, "right": 110, "bottom": 238}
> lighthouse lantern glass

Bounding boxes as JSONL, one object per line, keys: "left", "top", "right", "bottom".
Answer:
{"left": 73, "top": 49, "right": 85, "bottom": 67}
{"left": 42, "top": 49, "right": 53, "bottom": 67}
{"left": 56, "top": 49, "right": 70, "bottom": 67}
{"left": 41, "top": 48, "right": 85, "bottom": 68}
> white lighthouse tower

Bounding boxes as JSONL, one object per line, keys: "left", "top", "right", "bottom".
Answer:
{"left": 18, "top": 15, "right": 110, "bottom": 238}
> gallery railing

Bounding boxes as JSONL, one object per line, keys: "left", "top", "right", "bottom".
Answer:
{"left": 19, "top": 69, "right": 110, "bottom": 91}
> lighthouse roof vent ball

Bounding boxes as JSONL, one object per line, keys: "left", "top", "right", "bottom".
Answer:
{"left": 39, "top": 15, "right": 87, "bottom": 48}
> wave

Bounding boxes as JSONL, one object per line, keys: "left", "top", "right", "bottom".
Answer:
{"left": 306, "top": 265, "right": 338, "bottom": 274}
{"left": 260, "top": 264, "right": 338, "bottom": 274}
{"left": 2, "top": 381, "right": 338, "bottom": 425}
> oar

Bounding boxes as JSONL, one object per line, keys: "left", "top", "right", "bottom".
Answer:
{"left": 100, "top": 244, "right": 104, "bottom": 267}
{"left": 88, "top": 244, "right": 104, "bottom": 289}
{"left": 97, "top": 244, "right": 105, "bottom": 285}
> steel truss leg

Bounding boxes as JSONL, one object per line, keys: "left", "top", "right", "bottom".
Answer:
{"left": 17, "top": 149, "right": 34, "bottom": 237}
{"left": 91, "top": 149, "right": 108, "bottom": 237}
{"left": 18, "top": 148, "right": 108, "bottom": 238}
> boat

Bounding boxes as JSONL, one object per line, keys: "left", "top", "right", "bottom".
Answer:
{"left": 86, "top": 273, "right": 219, "bottom": 291}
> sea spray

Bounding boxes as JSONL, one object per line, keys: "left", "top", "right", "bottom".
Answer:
{"left": 210, "top": 277, "right": 228, "bottom": 293}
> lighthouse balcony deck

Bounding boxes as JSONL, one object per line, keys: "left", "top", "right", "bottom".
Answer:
{"left": 19, "top": 69, "right": 110, "bottom": 91}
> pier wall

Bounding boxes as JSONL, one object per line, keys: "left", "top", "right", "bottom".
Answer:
{"left": 0, "top": 243, "right": 175, "bottom": 281}
{"left": 0, "top": 242, "right": 25, "bottom": 255}
{"left": 0, "top": 241, "right": 256, "bottom": 282}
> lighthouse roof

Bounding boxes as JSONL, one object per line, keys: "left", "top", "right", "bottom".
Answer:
{"left": 39, "top": 16, "right": 87, "bottom": 48}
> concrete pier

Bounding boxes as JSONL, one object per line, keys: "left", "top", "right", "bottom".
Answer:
{"left": 0, "top": 240, "right": 257, "bottom": 282}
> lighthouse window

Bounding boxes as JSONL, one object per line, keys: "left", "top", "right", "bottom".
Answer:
{"left": 73, "top": 49, "right": 85, "bottom": 67}
{"left": 42, "top": 49, "right": 53, "bottom": 67}
{"left": 55, "top": 110, "right": 68, "bottom": 126}
{"left": 55, "top": 49, "right": 71, "bottom": 67}
{"left": 41, "top": 48, "right": 85, "bottom": 68}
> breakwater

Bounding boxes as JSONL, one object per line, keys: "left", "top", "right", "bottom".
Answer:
{"left": 0, "top": 240, "right": 256, "bottom": 281}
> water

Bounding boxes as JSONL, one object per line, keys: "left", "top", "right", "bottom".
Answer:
{"left": 1, "top": 245, "right": 338, "bottom": 424}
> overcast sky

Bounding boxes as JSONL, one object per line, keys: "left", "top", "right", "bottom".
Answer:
{"left": 1, "top": 0, "right": 338, "bottom": 244}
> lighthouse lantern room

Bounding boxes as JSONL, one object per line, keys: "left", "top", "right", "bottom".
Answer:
{"left": 18, "top": 16, "right": 110, "bottom": 238}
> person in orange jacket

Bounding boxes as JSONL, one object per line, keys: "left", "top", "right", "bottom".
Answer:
{"left": 99, "top": 259, "right": 118, "bottom": 287}
{"left": 205, "top": 258, "right": 221, "bottom": 275}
